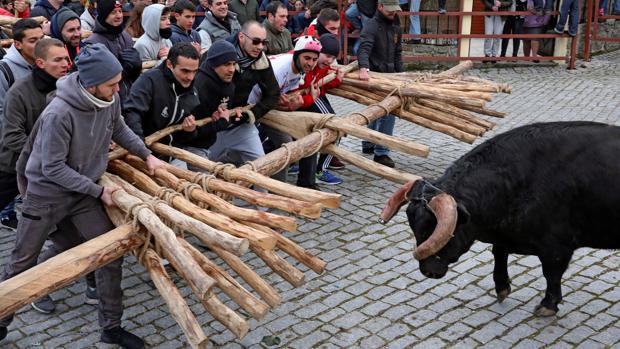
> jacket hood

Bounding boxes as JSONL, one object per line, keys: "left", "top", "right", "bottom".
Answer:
{"left": 142, "top": 4, "right": 166, "bottom": 41}
{"left": 4, "top": 45, "right": 31, "bottom": 70}
{"left": 55, "top": 72, "right": 106, "bottom": 111}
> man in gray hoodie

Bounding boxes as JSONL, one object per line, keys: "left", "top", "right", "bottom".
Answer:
{"left": 0, "top": 43, "right": 165, "bottom": 349}
{"left": 134, "top": 3, "right": 173, "bottom": 61}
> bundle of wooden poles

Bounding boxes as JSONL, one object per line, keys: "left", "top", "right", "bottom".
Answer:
{"left": 0, "top": 61, "right": 509, "bottom": 347}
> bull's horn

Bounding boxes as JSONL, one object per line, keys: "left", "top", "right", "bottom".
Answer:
{"left": 379, "top": 181, "right": 418, "bottom": 224}
{"left": 414, "top": 193, "right": 458, "bottom": 260}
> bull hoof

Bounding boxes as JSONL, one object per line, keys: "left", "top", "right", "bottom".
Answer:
{"left": 496, "top": 286, "right": 511, "bottom": 303}
{"left": 534, "top": 304, "right": 557, "bottom": 317}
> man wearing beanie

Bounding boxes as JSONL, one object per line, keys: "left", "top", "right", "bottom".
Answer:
{"left": 124, "top": 42, "right": 229, "bottom": 168}
{"left": 294, "top": 33, "right": 345, "bottom": 189}
{"left": 358, "top": 0, "right": 403, "bottom": 168}
{"left": 50, "top": 7, "right": 82, "bottom": 66}
{"left": 204, "top": 21, "right": 278, "bottom": 168}
{"left": 83, "top": 0, "right": 142, "bottom": 105}
{"left": 134, "top": 4, "right": 173, "bottom": 61}
{"left": 0, "top": 43, "right": 165, "bottom": 349}
{"left": 249, "top": 35, "right": 321, "bottom": 182}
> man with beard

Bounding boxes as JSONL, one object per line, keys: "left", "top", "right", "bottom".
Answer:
{"left": 0, "top": 43, "right": 165, "bottom": 348}
{"left": 249, "top": 35, "right": 321, "bottom": 182}
{"left": 205, "top": 21, "right": 278, "bottom": 167}
{"left": 83, "top": 0, "right": 142, "bottom": 105}
{"left": 50, "top": 8, "right": 82, "bottom": 67}
{"left": 264, "top": 1, "right": 293, "bottom": 55}
{"left": 197, "top": 0, "right": 241, "bottom": 51}
{"left": 135, "top": 4, "right": 173, "bottom": 61}
{"left": 358, "top": 0, "right": 402, "bottom": 168}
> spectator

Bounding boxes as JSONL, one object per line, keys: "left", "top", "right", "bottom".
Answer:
{"left": 228, "top": 0, "right": 260, "bottom": 25}
{"left": 196, "top": 0, "right": 241, "bottom": 51}
{"left": 80, "top": 0, "right": 97, "bottom": 31}
{"left": 0, "top": 43, "right": 165, "bottom": 348}
{"left": 0, "top": 38, "right": 98, "bottom": 314}
{"left": 170, "top": 0, "right": 201, "bottom": 52}
{"left": 125, "top": 2, "right": 147, "bottom": 37}
{"left": 30, "top": 0, "right": 64, "bottom": 19}
{"left": 134, "top": 4, "right": 173, "bottom": 61}
{"left": 0, "top": 19, "right": 44, "bottom": 130}
{"left": 345, "top": 0, "right": 362, "bottom": 30}
{"left": 553, "top": 0, "right": 578, "bottom": 36}
{"left": 288, "top": 0, "right": 310, "bottom": 33}
{"left": 482, "top": 0, "right": 511, "bottom": 62}
{"left": 264, "top": 1, "right": 293, "bottom": 55}
{"left": 501, "top": 0, "right": 526, "bottom": 58}
{"left": 83, "top": 0, "right": 143, "bottom": 105}
{"left": 296, "top": 33, "right": 344, "bottom": 189}
{"left": 50, "top": 7, "right": 82, "bottom": 66}
{"left": 124, "top": 42, "right": 224, "bottom": 168}
{"left": 357, "top": 0, "right": 402, "bottom": 168}
{"left": 193, "top": 0, "right": 208, "bottom": 28}
{"left": 0, "top": 0, "right": 29, "bottom": 17}
{"left": 205, "top": 21, "right": 279, "bottom": 166}
{"left": 407, "top": 0, "right": 421, "bottom": 43}
{"left": 307, "top": 7, "right": 340, "bottom": 36}
{"left": 523, "top": 0, "right": 549, "bottom": 60}
{"left": 251, "top": 35, "right": 321, "bottom": 181}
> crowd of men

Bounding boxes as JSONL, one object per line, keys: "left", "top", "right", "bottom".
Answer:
{"left": 0, "top": 0, "right": 404, "bottom": 347}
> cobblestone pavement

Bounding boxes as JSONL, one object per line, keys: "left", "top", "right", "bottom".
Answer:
{"left": 1, "top": 51, "right": 620, "bottom": 349}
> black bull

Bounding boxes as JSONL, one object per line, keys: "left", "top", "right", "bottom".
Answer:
{"left": 380, "top": 121, "right": 620, "bottom": 316}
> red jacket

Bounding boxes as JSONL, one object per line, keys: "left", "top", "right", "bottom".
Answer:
{"left": 0, "top": 7, "right": 30, "bottom": 18}
{"left": 297, "top": 64, "right": 342, "bottom": 108}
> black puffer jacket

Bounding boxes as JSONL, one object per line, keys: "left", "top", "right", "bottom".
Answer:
{"left": 357, "top": 11, "right": 403, "bottom": 73}
{"left": 123, "top": 63, "right": 202, "bottom": 148}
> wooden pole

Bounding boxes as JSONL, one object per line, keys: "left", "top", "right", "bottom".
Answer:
{"left": 104, "top": 173, "right": 250, "bottom": 256}
{"left": 416, "top": 99, "right": 495, "bottom": 130}
{"left": 149, "top": 143, "right": 341, "bottom": 209}
{"left": 0, "top": 225, "right": 143, "bottom": 320}
{"left": 162, "top": 163, "right": 323, "bottom": 219}
{"left": 202, "top": 295, "right": 248, "bottom": 339}
{"left": 101, "top": 177, "right": 217, "bottom": 300}
{"left": 251, "top": 246, "right": 305, "bottom": 287}
{"left": 124, "top": 155, "right": 298, "bottom": 232}
{"left": 143, "top": 249, "right": 209, "bottom": 349}
{"left": 108, "top": 160, "right": 278, "bottom": 250}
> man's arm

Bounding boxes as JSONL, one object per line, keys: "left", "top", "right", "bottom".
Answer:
{"left": 357, "top": 19, "right": 377, "bottom": 70}
{"left": 0, "top": 74, "right": 9, "bottom": 129}
{"left": 249, "top": 63, "right": 280, "bottom": 120}
{"left": 39, "top": 113, "right": 104, "bottom": 198}
{"left": 2, "top": 89, "right": 30, "bottom": 153}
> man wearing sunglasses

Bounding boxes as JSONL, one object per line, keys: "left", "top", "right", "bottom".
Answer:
{"left": 205, "top": 20, "right": 279, "bottom": 167}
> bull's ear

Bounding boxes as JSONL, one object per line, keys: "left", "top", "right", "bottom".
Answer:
{"left": 456, "top": 202, "right": 470, "bottom": 225}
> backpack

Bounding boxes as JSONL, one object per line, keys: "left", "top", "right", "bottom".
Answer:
{"left": 0, "top": 61, "right": 15, "bottom": 88}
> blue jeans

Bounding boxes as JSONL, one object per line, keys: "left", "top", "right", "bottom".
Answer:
{"left": 409, "top": 0, "right": 421, "bottom": 36}
{"left": 345, "top": 4, "right": 363, "bottom": 30}
{"left": 362, "top": 115, "right": 396, "bottom": 156}
{"left": 601, "top": 0, "right": 620, "bottom": 13}
{"left": 555, "top": 0, "right": 579, "bottom": 35}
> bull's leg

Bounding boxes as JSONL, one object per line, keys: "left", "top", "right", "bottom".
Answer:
{"left": 535, "top": 252, "right": 572, "bottom": 317}
{"left": 492, "top": 245, "right": 511, "bottom": 303}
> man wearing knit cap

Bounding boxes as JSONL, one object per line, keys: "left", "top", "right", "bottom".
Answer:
{"left": 0, "top": 43, "right": 165, "bottom": 349}
{"left": 50, "top": 7, "right": 82, "bottom": 66}
{"left": 83, "top": 0, "right": 142, "bottom": 105}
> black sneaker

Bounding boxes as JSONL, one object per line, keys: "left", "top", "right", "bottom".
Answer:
{"left": 85, "top": 286, "right": 98, "bottom": 305}
{"left": 0, "top": 326, "right": 7, "bottom": 340}
{"left": 101, "top": 327, "right": 145, "bottom": 349}
{"left": 0, "top": 215, "right": 17, "bottom": 229}
{"left": 31, "top": 295, "right": 56, "bottom": 314}
{"left": 373, "top": 155, "right": 395, "bottom": 168}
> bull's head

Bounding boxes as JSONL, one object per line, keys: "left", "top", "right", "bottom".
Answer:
{"left": 380, "top": 180, "right": 471, "bottom": 279}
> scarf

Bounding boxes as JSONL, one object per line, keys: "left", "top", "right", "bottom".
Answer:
{"left": 32, "top": 67, "right": 58, "bottom": 94}
{"left": 78, "top": 80, "right": 115, "bottom": 108}
{"left": 235, "top": 42, "right": 260, "bottom": 71}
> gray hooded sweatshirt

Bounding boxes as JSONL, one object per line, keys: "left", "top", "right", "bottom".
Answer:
{"left": 0, "top": 45, "right": 33, "bottom": 126}
{"left": 134, "top": 4, "right": 173, "bottom": 62}
{"left": 25, "top": 72, "right": 151, "bottom": 199}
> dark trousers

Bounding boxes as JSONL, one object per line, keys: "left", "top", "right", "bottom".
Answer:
{"left": 0, "top": 170, "right": 18, "bottom": 214}
{"left": 298, "top": 96, "right": 336, "bottom": 187}
{"left": 501, "top": 16, "right": 524, "bottom": 57}
{"left": 259, "top": 124, "right": 293, "bottom": 182}
{"left": 0, "top": 191, "right": 122, "bottom": 329}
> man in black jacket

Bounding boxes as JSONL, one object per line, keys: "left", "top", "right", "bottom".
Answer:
{"left": 206, "top": 20, "right": 279, "bottom": 165}
{"left": 124, "top": 42, "right": 230, "bottom": 167}
{"left": 357, "top": 0, "right": 402, "bottom": 168}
